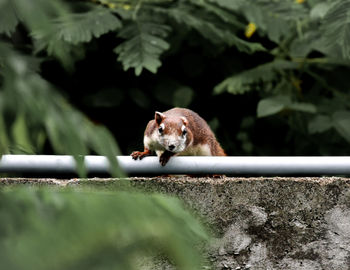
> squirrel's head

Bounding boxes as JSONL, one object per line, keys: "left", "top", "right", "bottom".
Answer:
{"left": 155, "top": 111, "right": 191, "bottom": 153}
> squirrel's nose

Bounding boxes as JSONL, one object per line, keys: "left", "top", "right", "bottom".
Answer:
{"left": 168, "top": 144, "right": 175, "bottom": 151}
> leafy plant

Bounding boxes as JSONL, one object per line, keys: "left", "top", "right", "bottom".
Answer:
{"left": 0, "top": 43, "right": 122, "bottom": 177}
{"left": 0, "top": 1, "right": 125, "bottom": 176}
{"left": 212, "top": 0, "right": 350, "bottom": 152}
{"left": 0, "top": 187, "right": 209, "bottom": 270}
{"left": 114, "top": 20, "right": 171, "bottom": 75}
{"left": 2, "top": 0, "right": 350, "bottom": 163}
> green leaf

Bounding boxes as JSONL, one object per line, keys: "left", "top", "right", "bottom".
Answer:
{"left": 11, "top": 111, "right": 34, "bottom": 154}
{"left": 173, "top": 86, "right": 194, "bottom": 107}
{"left": 0, "top": 1, "right": 19, "bottom": 35}
{"left": 45, "top": 108, "right": 90, "bottom": 177}
{"left": 1, "top": 46, "right": 125, "bottom": 177}
{"left": 257, "top": 95, "right": 316, "bottom": 118}
{"left": 290, "top": 31, "right": 325, "bottom": 58}
{"left": 54, "top": 7, "right": 122, "bottom": 44}
{"left": 308, "top": 111, "right": 350, "bottom": 143}
{"left": 257, "top": 95, "right": 290, "bottom": 118}
{"left": 243, "top": 4, "right": 290, "bottom": 43}
{"left": 0, "top": 96, "right": 9, "bottom": 154}
{"left": 242, "top": 0, "right": 307, "bottom": 43}
{"left": 188, "top": 0, "right": 245, "bottom": 28}
{"left": 168, "top": 3, "right": 265, "bottom": 53}
{"left": 0, "top": 188, "right": 209, "bottom": 270}
{"left": 308, "top": 115, "right": 333, "bottom": 134}
{"left": 265, "top": 18, "right": 291, "bottom": 44}
{"left": 321, "top": 0, "right": 350, "bottom": 60}
{"left": 332, "top": 110, "right": 350, "bottom": 143}
{"left": 168, "top": 4, "right": 221, "bottom": 41}
{"left": 32, "top": 31, "right": 86, "bottom": 71}
{"left": 209, "top": 0, "right": 246, "bottom": 11}
{"left": 229, "top": 35, "right": 266, "bottom": 54}
{"left": 114, "top": 20, "right": 171, "bottom": 75}
{"left": 214, "top": 60, "right": 298, "bottom": 95}
{"left": 245, "top": 0, "right": 308, "bottom": 21}
{"left": 289, "top": 103, "right": 317, "bottom": 114}
{"left": 31, "top": 6, "right": 120, "bottom": 70}
{"left": 86, "top": 124, "right": 124, "bottom": 177}
{"left": 13, "top": 0, "right": 69, "bottom": 34}
{"left": 310, "top": 2, "right": 332, "bottom": 20}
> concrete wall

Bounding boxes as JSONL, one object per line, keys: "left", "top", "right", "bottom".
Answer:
{"left": 1, "top": 176, "right": 350, "bottom": 269}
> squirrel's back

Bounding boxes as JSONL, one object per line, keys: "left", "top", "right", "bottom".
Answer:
{"left": 157, "top": 108, "right": 226, "bottom": 156}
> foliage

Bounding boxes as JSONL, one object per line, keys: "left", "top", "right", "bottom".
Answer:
{"left": 0, "top": 187, "right": 209, "bottom": 270}
{"left": 0, "top": 43, "right": 122, "bottom": 177}
{"left": 214, "top": 60, "right": 299, "bottom": 95}
{"left": 114, "top": 20, "right": 171, "bottom": 75}
{"left": 1, "top": 0, "right": 350, "bottom": 163}
{"left": 211, "top": 0, "right": 350, "bottom": 153}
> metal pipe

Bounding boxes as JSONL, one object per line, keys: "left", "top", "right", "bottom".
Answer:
{"left": 1, "top": 155, "right": 350, "bottom": 176}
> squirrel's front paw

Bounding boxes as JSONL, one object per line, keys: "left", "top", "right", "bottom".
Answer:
{"left": 159, "top": 155, "right": 170, "bottom": 166}
{"left": 131, "top": 148, "right": 152, "bottom": 160}
{"left": 131, "top": 151, "right": 145, "bottom": 160}
{"left": 159, "top": 151, "right": 174, "bottom": 166}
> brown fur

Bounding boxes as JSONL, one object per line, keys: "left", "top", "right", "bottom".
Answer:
{"left": 161, "top": 108, "right": 226, "bottom": 156}
{"left": 131, "top": 108, "right": 226, "bottom": 165}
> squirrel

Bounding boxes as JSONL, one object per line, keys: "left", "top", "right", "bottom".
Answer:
{"left": 131, "top": 107, "right": 226, "bottom": 166}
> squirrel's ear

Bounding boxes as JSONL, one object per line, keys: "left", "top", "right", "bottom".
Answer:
{"left": 155, "top": 111, "right": 165, "bottom": 125}
{"left": 181, "top": 117, "right": 188, "bottom": 126}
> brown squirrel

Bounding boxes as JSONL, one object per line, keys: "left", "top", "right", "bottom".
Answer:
{"left": 131, "top": 107, "right": 226, "bottom": 166}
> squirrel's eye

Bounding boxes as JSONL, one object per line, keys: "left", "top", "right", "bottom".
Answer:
{"left": 158, "top": 127, "right": 163, "bottom": 133}
{"left": 182, "top": 129, "right": 187, "bottom": 136}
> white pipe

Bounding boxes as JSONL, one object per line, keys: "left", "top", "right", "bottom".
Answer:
{"left": 1, "top": 155, "right": 350, "bottom": 175}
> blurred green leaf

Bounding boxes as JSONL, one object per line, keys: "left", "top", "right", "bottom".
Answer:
{"left": 321, "top": 0, "right": 350, "bottom": 60}
{"left": 290, "top": 31, "right": 323, "bottom": 58}
{"left": 308, "top": 115, "right": 333, "bottom": 134}
{"left": 32, "top": 35, "right": 86, "bottom": 71}
{"left": 45, "top": 108, "right": 89, "bottom": 177}
{"left": 332, "top": 110, "right": 350, "bottom": 143}
{"left": 243, "top": 4, "right": 290, "bottom": 43}
{"left": 11, "top": 111, "right": 34, "bottom": 154}
{"left": 13, "top": 0, "right": 69, "bottom": 32}
{"left": 0, "top": 106, "right": 9, "bottom": 154}
{"left": 173, "top": 86, "right": 194, "bottom": 107}
{"left": 215, "top": 60, "right": 298, "bottom": 95}
{"left": 0, "top": 1, "right": 19, "bottom": 36}
{"left": 257, "top": 95, "right": 316, "bottom": 118}
{"left": 310, "top": 2, "right": 332, "bottom": 20}
{"left": 289, "top": 103, "right": 317, "bottom": 114}
{"left": 257, "top": 95, "right": 289, "bottom": 118}
{"left": 86, "top": 124, "right": 124, "bottom": 177}
{"left": 0, "top": 43, "right": 123, "bottom": 177}
{"left": 190, "top": 0, "right": 244, "bottom": 28}
{"left": 168, "top": 3, "right": 265, "bottom": 53}
{"left": 242, "top": 0, "right": 307, "bottom": 42}
{"left": 0, "top": 188, "right": 209, "bottom": 270}
{"left": 209, "top": 0, "right": 246, "bottom": 11}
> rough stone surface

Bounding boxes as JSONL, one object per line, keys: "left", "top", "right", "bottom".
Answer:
{"left": 1, "top": 176, "right": 350, "bottom": 270}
